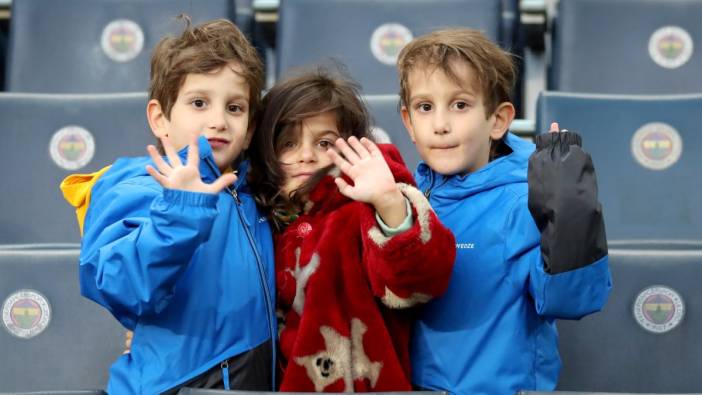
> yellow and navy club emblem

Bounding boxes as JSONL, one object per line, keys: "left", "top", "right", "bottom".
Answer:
{"left": 2, "top": 289, "right": 52, "bottom": 339}
{"left": 101, "top": 19, "right": 145, "bottom": 63}
{"left": 648, "top": 26, "right": 694, "bottom": 69}
{"left": 370, "top": 23, "right": 413, "bottom": 66}
{"left": 631, "top": 122, "right": 682, "bottom": 171}
{"left": 49, "top": 125, "right": 96, "bottom": 171}
{"left": 633, "top": 285, "right": 684, "bottom": 334}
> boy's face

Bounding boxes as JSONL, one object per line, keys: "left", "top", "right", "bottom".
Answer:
{"left": 149, "top": 62, "right": 252, "bottom": 171}
{"left": 401, "top": 61, "right": 511, "bottom": 176}
{"left": 277, "top": 111, "right": 340, "bottom": 197}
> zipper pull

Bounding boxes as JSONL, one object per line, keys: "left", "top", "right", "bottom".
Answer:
{"left": 221, "top": 359, "right": 230, "bottom": 390}
{"left": 424, "top": 189, "right": 431, "bottom": 199}
{"left": 228, "top": 187, "right": 242, "bottom": 205}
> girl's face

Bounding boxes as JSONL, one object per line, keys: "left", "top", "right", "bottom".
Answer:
{"left": 277, "top": 111, "right": 341, "bottom": 197}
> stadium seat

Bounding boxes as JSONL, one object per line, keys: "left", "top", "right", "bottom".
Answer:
{"left": 550, "top": 0, "right": 702, "bottom": 93}
{"left": 363, "top": 94, "right": 421, "bottom": 172}
{"left": 276, "top": 0, "right": 502, "bottom": 94}
{"left": 0, "top": 92, "right": 151, "bottom": 244}
{"left": 554, "top": 242, "right": 702, "bottom": 393}
{"left": 6, "top": 0, "right": 235, "bottom": 93}
{"left": 535, "top": 92, "right": 702, "bottom": 241}
{"left": 0, "top": 245, "right": 124, "bottom": 392}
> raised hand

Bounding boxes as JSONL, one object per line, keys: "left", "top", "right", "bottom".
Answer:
{"left": 326, "top": 136, "right": 407, "bottom": 227}
{"left": 146, "top": 134, "right": 237, "bottom": 194}
{"left": 550, "top": 122, "right": 560, "bottom": 133}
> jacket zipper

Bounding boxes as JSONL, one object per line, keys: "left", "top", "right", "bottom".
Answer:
{"left": 205, "top": 157, "right": 277, "bottom": 391}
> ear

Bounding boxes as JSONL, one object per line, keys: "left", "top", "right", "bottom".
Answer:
{"left": 490, "top": 102, "right": 515, "bottom": 140}
{"left": 400, "top": 106, "right": 417, "bottom": 144}
{"left": 243, "top": 119, "right": 256, "bottom": 150}
{"left": 146, "top": 99, "right": 168, "bottom": 139}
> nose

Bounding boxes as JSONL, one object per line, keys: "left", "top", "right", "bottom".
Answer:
{"left": 297, "top": 141, "right": 317, "bottom": 163}
{"left": 208, "top": 108, "right": 227, "bottom": 132}
{"left": 433, "top": 108, "right": 450, "bottom": 135}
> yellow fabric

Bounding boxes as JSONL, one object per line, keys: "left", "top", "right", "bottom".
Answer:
{"left": 60, "top": 165, "right": 111, "bottom": 235}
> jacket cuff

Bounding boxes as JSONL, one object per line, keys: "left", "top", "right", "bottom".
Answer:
{"left": 367, "top": 183, "right": 433, "bottom": 248}
{"left": 534, "top": 130, "right": 582, "bottom": 151}
{"left": 375, "top": 197, "right": 413, "bottom": 236}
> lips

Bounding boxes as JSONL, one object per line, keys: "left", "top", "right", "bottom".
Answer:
{"left": 207, "top": 137, "right": 230, "bottom": 149}
{"left": 432, "top": 144, "right": 458, "bottom": 150}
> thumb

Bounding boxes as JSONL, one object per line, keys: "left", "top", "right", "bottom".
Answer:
{"left": 208, "top": 173, "right": 238, "bottom": 194}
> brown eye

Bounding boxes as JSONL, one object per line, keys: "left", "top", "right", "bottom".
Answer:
{"left": 191, "top": 99, "right": 206, "bottom": 108}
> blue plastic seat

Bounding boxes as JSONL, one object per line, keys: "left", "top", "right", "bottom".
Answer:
{"left": 536, "top": 92, "right": 702, "bottom": 241}
{"left": 550, "top": 0, "right": 702, "bottom": 93}
{"left": 6, "top": 0, "right": 235, "bottom": 93}
{"left": 555, "top": 242, "right": 702, "bottom": 392}
{"left": 276, "top": 0, "right": 502, "bottom": 94}
{"left": 0, "top": 245, "right": 123, "bottom": 392}
{"left": 0, "top": 92, "right": 150, "bottom": 244}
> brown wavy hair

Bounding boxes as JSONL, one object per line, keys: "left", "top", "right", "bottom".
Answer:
{"left": 149, "top": 16, "right": 264, "bottom": 152}
{"left": 248, "top": 68, "right": 372, "bottom": 231}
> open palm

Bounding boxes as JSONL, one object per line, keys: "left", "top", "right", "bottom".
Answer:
{"left": 326, "top": 136, "right": 397, "bottom": 205}
{"left": 146, "top": 134, "right": 236, "bottom": 194}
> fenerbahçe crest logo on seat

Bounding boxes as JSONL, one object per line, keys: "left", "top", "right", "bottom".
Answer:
{"left": 648, "top": 26, "right": 693, "bottom": 69}
{"left": 633, "top": 286, "right": 684, "bottom": 334}
{"left": 370, "top": 23, "right": 413, "bottom": 66}
{"left": 631, "top": 122, "right": 682, "bottom": 171}
{"left": 101, "top": 19, "right": 145, "bottom": 63}
{"left": 2, "top": 290, "right": 52, "bottom": 339}
{"left": 49, "top": 125, "right": 96, "bottom": 170}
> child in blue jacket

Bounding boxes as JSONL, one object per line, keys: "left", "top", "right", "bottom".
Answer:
{"left": 60, "top": 19, "right": 276, "bottom": 394}
{"left": 396, "top": 28, "right": 612, "bottom": 394}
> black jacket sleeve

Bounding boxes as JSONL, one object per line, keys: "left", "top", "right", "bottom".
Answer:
{"left": 527, "top": 131, "right": 608, "bottom": 274}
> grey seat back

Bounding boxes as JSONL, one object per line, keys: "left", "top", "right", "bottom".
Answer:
{"left": 536, "top": 92, "right": 702, "bottom": 241}
{"left": 0, "top": 246, "right": 124, "bottom": 392}
{"left": 6, "top": 0, "right": 235, "bottom": 93}
{"left": 550, "top": 0, "right": 702, "bottom": 94}
{"left": 0, "top": 92, "right": 150, "bottom": 243}
{"left": 556, "top": 243, "right": 702, "bottom": 392}
{"left": 276, "top": 0, "right": 502, "bottom": 94}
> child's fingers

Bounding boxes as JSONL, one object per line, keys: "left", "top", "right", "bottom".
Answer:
{"left": 347, "top": 136, "right": 370, "bottom": 159}
{"left": 334, "top": 177, "right": 353, "bottom": 198}
{"left": 186, "top": 134, "right": 200, "bottom": 167}
{"left": 549, "top": 122, "right": 560, "bottom": 133}
{"left": 162, "top": 135, "right": 182, "bottom": 168}
{"left": 335, "top": 138, "right": 362, "bottom": 164}
{"left": 359, "top": 137, "right": 382, "bottom": 157}
{"left": 147, "top": 145, "right": 172, "bottom": 176}
{"left": 327, "top": 148, "right": 352, "bottom": 176}
{"left": 207, "top": 173, "right": 237, "bottom": 194}
{"left": 146, "top": 165, "right": 170, "bottom": 187}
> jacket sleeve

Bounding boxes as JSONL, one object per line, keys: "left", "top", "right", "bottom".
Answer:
{"left": 504, "top": 196, "right": 611, "bottom": 319}
{"left": 79, "top": 181, "right": 219, "bottom": 329}
{"left": 360, "top": 182, "right": 456, "bottom": 309}
{"left": 527, "top": 131, "right": 608, "bottom": 274}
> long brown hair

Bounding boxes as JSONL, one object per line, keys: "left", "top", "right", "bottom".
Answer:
{"left": 248, "top": 68, "right": 372, "bottom": 231}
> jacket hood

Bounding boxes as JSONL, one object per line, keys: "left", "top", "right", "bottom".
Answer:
{"left": 61, "top": 136, "right": 248, "bottom": 234}
{"left": 414, "top": 132, "right": 534, "bottom": 200}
